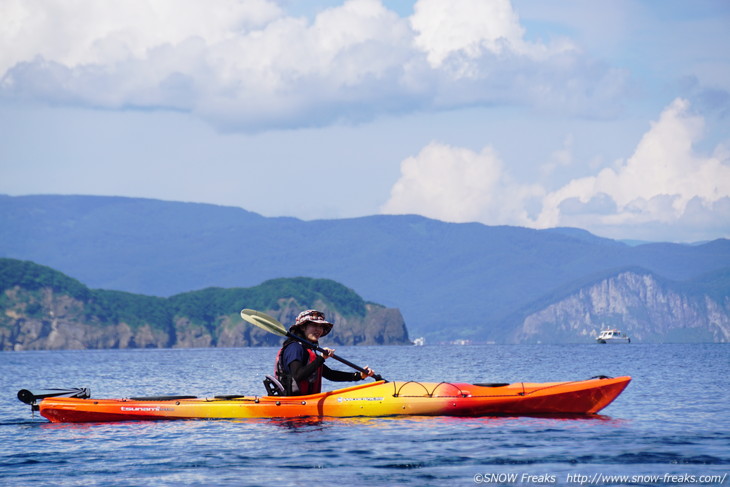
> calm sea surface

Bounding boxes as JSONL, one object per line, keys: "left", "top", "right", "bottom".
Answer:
{"left": 1, "top": 344, "right": 728, "bottom": 486}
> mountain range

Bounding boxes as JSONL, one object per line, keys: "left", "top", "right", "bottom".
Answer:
{"left": 1, "top": 194, "right": 728, "bottom": 343}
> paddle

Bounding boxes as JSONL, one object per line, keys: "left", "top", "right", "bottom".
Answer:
{"left": 240, "top": 309, "right": 384, "bottom": 381}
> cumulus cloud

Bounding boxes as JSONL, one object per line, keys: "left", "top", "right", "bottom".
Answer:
{"left": 0, "top": 0, "right": 281, "bottom": 72}
{"left": 380, "top": 142, "right": 543, "bottom": 224}
{"left": 382, "top": 99, "right": 730, "bottom": 241}
{"left": 0, "top": 0, "right": 628, "bottom": 131}
{"left": 411, "top": 0, "right": 532, "bottom": 68}
{"left": 533, "top": 98, "right": 730, "bottom": 236}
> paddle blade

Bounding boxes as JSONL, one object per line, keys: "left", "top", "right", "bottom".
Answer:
{"left": 240, "top": 309, "right": 288, "bottom": 337}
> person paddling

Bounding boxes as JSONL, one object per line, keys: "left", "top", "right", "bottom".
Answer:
{"left": 275, "top": 309, "right": 376, "bottom": 396}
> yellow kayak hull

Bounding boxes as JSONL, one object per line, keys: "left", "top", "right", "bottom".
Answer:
{"left": 37, "top": 376, "right": 631, "bottom": 423}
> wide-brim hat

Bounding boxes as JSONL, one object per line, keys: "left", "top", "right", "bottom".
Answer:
{"left": 289, "top": 309, "right": 333, "bottom": 337}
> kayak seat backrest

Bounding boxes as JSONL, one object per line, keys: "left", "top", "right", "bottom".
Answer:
{"left": 263, "top": 375, "right": 286, "bottom": 396}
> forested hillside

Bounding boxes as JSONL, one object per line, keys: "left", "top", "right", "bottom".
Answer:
{"left": 0, "top": 259, "right": 410, "bottom": 351}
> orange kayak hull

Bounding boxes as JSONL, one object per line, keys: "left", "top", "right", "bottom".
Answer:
{"left": 38, "top": 376, "right": 631, "bottom": 423}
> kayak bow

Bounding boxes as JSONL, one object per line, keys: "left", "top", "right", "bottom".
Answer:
{"left": 24, "top": 376, "right": 631, "bottom": 423}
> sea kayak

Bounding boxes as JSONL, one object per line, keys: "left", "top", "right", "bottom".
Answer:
{"left": 20, "top": 376, "right": 631, "bottom": 423}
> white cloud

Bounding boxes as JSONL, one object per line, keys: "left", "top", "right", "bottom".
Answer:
{"left": 534, "top": 98, "right": 730, "bottom": 237}
{"left": 0, "top": 0, "right": 281, "bottom": 73}
{"left": 380, "top": 141, "right": 543, "bottom": 224}
{"left": 411, "top": 0, "right": 530, "bottom": 68}
{"left": 0, "top": 0, "right": 628, "bottom": 131}
{"left": 381, "top": 99, "right": 730, "bottom": 241}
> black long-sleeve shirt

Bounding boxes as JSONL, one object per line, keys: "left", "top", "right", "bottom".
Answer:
{"left": 289, "top": 354, "right": 361, "bottom": 383}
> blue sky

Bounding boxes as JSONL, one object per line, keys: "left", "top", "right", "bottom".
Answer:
{"left": 1, "top": 0, "right": 728, "bottom": 242}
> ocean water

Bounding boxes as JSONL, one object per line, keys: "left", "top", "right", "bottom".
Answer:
{"left": 0, "top": 344, "right": 727, "bottom": 486}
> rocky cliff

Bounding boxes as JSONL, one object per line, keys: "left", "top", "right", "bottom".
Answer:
{"left": 0, "top": 259, "right": 411, "bottom": 351}
{"left": 510, "top": 269, "right": 730, "bottom": 343}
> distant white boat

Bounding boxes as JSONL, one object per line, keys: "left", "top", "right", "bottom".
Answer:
{"left": 596, "top": 329, "right": 631, "bottom": 344}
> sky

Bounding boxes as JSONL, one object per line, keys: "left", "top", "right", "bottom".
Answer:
{"left": 1, "top": 0, "right": 729, "bottom": 243}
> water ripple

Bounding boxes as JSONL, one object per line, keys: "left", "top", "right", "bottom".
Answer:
{"left": 1, "top": 344, "right": 728, "bottom": 486}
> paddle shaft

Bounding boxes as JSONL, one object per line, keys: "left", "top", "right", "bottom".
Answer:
{"left": 286, "top": 332, "right": 384, "bottom": 381}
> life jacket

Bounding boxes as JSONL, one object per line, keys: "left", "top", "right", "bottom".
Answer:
{"left": 275, "top": 341, "right": 323, "bottom": 396}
